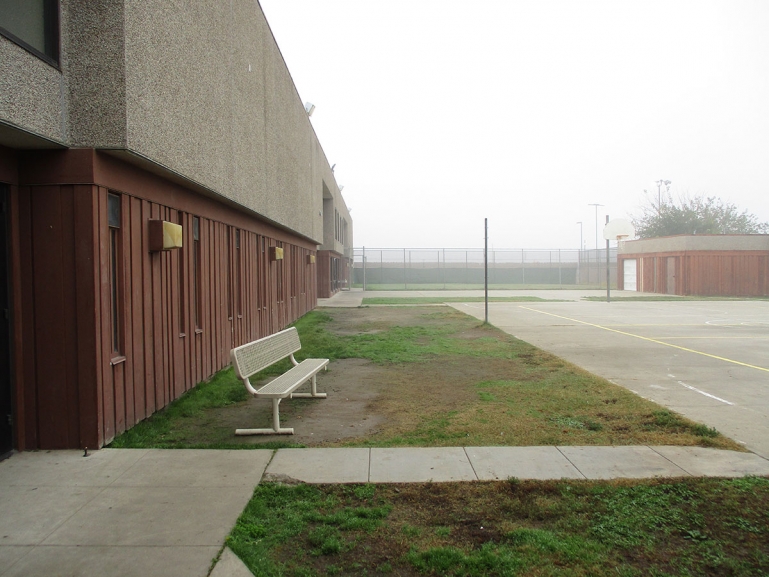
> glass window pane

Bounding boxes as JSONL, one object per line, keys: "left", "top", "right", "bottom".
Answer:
{"left": 108, "top": 193, "right": 120, "bottom": 228}
{"left": 0, "top": 0, "right": 58, "bottom": 61}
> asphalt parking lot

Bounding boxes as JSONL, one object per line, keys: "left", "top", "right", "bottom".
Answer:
{"left": 452, "top": 297, "right": 769, "bottom": 459}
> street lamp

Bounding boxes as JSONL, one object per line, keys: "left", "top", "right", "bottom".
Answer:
{"left": 588, "top": 204, "right": 604, "bottom": 250}
{"left": 576, "top": 221, "right": 583, "bottom": 251}
{"left": 655, "top": 179, "right": 671, "bottom": 215}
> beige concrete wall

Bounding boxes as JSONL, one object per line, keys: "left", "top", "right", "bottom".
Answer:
{"left": 621, "top": 234, "right": 769, "bottom": 254}
{"left": 0, "top": 29, "right": 67, "bottom": 145}
{"left": 67, "top": 0, "right": 126, "bottom": 148}
{"left": 2, "top": 0, "right": 347, "bottom": 244}
{"left": 121, "top": 0, "right": 321, "bottom": 241}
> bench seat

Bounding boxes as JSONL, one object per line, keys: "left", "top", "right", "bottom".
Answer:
{"left": 254, "top": 358, "right": 329, "bottom": 398}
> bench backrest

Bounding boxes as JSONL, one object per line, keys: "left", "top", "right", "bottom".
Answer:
{"left": 230, "top": 327, "right": 302, "bottom": 380}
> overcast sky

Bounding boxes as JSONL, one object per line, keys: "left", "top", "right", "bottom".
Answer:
{"left": 259, "top": 0, "right": 769, "bottom": 250}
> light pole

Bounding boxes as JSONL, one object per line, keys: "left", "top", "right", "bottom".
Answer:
{"left": 588, "top": 203, "right": 604, "bottom": 250}
{"left": 576, "top": 221, "right": 583, "bottom": 251}
{"left": 576, "top": 221, "right": 583, "bottom": 284}
{"left": 655, "top": 180, "right": 671, "bottom": 215}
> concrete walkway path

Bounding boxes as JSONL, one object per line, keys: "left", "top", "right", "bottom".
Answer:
{"left": 2, "top": 446, "right": 768, "bottom": 576}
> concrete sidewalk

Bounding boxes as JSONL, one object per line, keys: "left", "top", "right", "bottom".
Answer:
{"left": 316, "top": 288, "right": 655, "bottom": 308}
{"left": 2, "top": 446, "right": 768, "bottom": 577}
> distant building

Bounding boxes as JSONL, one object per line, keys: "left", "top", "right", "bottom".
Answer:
{"left": 618, "top": 235, "right": 769, "bottom": 296}
{"left": 0, "top": 1, "right": 352, "bottom": 453}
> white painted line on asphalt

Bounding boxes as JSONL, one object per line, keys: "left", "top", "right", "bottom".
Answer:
{"left": 677, "top": 381, "right": 734, "bottom": 405}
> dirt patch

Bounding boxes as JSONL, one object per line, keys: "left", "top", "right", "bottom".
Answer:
{"left": 210, "top": 307, "right": 479, "bottom": 446}
{"left": 209, "top": 358, "right": 389, "bottom": 446}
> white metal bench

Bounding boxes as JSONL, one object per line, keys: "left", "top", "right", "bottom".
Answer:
{"left": 230, "top": 327, "right": 328, "bottom": 435}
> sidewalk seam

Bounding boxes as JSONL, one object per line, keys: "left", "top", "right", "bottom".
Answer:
{"left": 258, "top": 449, "right": 278, "bottom": 484}
{"left": 648, "top": 446, "right": 693, "bottom": 477}
{"left": 463, "top": 447, "right": 480, "bottom": 481}
{"left": 555, "top": 446, "right": 587, "bottom": 479}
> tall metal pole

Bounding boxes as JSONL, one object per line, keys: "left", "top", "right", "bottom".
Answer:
{"left": 484, "top": 218, "right": 488, "bottom": 324}
{"left": 605, "top": 215, "right": 611, "bottom": 303}
{"left": 576, "top": 222, "right": 582, "bottom": 285}
{"left": 362, "top": 246, "right": 366, "bottom": 291}
{"left": 588, "top": 203, "right": 604, "bottom": 250}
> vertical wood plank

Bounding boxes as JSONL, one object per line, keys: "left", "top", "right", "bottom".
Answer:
{"left": 142, "top": 200, "right": 156, "bottom": 417}
{"left": 130, "top": 196, "right": 145, "bottom": 423}
{"left": 97, "top": 188, "right": 115, "bottom": 443}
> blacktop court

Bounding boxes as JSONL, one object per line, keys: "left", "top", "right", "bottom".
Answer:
{"left": 1, "top": 289, "right": 768, "bottom": 576}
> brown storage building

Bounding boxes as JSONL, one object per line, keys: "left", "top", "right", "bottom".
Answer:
{"left": 618, "top": 235, "right": 769, "bottom": 296}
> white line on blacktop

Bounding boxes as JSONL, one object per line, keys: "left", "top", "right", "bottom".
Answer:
{"left": 677, "top": 381, "right": 734, "bottom": 405}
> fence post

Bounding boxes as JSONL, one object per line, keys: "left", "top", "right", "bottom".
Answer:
{"left": 521, "top": 249, "right": 525, "bottom": 285}
{"left": 442, "top": 248, "right": 446, "bottom": 289}
{"left": 362, "top": 246, "right": 366, "bottom": 291}
{"left": 403, "top": 248, "right": 407, "bottom": 289}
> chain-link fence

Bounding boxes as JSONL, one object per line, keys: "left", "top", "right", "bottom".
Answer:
{"left": 352, "top": 248, "right": 617, "bottom": 289}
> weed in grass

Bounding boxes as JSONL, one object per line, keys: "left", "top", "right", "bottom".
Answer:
{"left": 588, "top": 483, "right": 700, "bottom": 548}
{"left": 725, "top": 476, "right": 769, "bottom": 493}
{"left": 308, "top": 505, "right": 392, "bottom": 532}
{"left": 727, "top": 517, "right": 763, "bottom": 533}
{"left": 308, "top": 526, "right": 343, "bottom": 555}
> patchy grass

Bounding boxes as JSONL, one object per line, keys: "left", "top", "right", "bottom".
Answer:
{"left": 228, "top": 477, "right": 769, "bottom": 576}
{"left": 109, "top": 306, "right": 743, "bottom": 451}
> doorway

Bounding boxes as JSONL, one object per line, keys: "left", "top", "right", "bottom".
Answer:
{"left": 0, "top": 184, "right": 12, "bottom": 458}
{"left": 666, "top": 257, "right": 676, "bottom": 295}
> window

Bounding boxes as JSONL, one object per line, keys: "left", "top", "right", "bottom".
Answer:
{"left": 178, "top": 212, "right": 186, "bottom": 335}
{"left": 276, "top": 241, "right": 284, "bottom": 302}
{"left": 235, "top": 229, "right": 242, "bottom": 316}
{"left": 108, "top": 193, "right": 121, "bottom": 354}
{"left": 0, "top": 0, "right": 59, "bottom": 64}
{"left": 193, "top": 216, "right": 201, "bottom": 329}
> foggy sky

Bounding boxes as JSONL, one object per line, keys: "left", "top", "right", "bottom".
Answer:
{"left": 260, "top": 0, "right": 769, "bottom": 250}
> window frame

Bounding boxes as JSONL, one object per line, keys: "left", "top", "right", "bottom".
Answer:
{"left": 107, "top": 193, "right": 123, "bottom": 357}
{"left": 0, "top": 0, "right": 60, "bottom": 67}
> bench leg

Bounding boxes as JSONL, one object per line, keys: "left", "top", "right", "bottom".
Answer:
{"left": 289, "top": 374, "right": 328, "bottom": 399}
{"left": 235, "top": 398, "right": 294, "bottom": 435}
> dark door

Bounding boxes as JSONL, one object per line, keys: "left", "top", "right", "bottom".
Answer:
{"left": 0, "top": 185, "right": 12, "bottom": 458}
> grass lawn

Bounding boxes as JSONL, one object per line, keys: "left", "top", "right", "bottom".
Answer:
{"left": 110, "top": 306, "right": 742, "bottom": 451}
{"left": 228, "top": 477, "right": 769, "bottom": 576}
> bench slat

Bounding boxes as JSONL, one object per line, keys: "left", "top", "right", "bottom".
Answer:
{"left": 255, "top": 359, "right": 329, "bottom": 398}
{"left": 231, "top": 327, "right": 301, "bottom": 379}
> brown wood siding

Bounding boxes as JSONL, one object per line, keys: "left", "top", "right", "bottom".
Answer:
{"left": 14, "top": 163, "right": 320, "bottom": 449}
{"left": 317, "top": 251, "right": 330, "bottom": 298}
{"left": 624, "top": 250, "right": 769, "bottom": 297}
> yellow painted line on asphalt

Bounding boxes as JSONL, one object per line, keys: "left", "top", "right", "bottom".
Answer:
{"left": 651, "top": 336, "right": 769, "bottom": 340}
{"left": 518, "top": 306, "right": 769, "bottom": 373}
